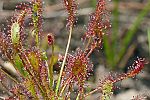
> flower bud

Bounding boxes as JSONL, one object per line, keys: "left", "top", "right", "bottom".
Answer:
{"left": 47, "top": 33, "right": 54, "bottom": 45}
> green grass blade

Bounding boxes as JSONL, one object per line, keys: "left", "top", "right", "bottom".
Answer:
{"left": 117, "top": 1, "right": 150, "bottom": 62}
{"left": 103, "top": 0, "right": 119, "bottom": 69}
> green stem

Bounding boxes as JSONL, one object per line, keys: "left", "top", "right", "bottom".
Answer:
{"left": 104, "top": 0, "right": 119, "bottom": 69}
{"left": 117, "top": 1, "right": 150, "bottom": 64}
{"left": 112, "top": 0, "right": 119, "bottom": 40}
{"left": 55, "top": 26, "right": 73, "bottom": 96}
{"left": 59, "top": 76, "right": 72, "bottom": 96}
{"left": 48, "top": 43, "right": 55, "bottom": 89}
{"left": 84, "top": 87, "right": 101, "bottom": 98}
{"left": 76, "top": 92, "right": 80, "bottom": 100}
{"left": 36, "top": 32, "right": 39, "bottom": 47}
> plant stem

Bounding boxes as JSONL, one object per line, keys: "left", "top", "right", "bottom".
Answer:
{"left": 86, "top": 47, "right": 94, "bottom": 58}
{"left": 84, "top": 37, "right": 91, "bottom": 51}
{"left": 76, "top": 92, "right": 80, "bottom": 100}
{"left": 36, "top": 33, "right": 39, "bottom": 47}
{"left": 55, "top": 26, "right": 73, "bottom": 95}
{"left": 59, "top": 76, "right": 72, "bottom": 96}
{"left": 48, "top": 43, "right": 54, "bottom": 89}
{"left": 84, "top": 87, "right": 101, "bottom": 98}
{"left": 0, "top": 68, "right": 18, "bottom": 84}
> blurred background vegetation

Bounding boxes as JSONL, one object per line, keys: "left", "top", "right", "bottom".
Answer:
{"left": 0, "top": 0, "right": 150, "bottom": 99}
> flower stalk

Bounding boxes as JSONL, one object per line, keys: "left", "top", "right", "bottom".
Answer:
{"left": 55, "top": 26, "right": 73, "bottom": 96}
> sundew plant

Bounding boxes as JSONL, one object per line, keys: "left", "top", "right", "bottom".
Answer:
{"left": 0, "top": 0, "right": 147, "bottom": 100}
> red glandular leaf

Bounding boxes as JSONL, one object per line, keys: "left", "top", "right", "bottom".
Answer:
{"left": 31, "top": 0, "right": 43, "bottom": 39}
{"left": 97, "top": 58, "right": 147, "bottom": 99}
{"left": 0, "top": 32, "right": 14, "bottom": 61}
{"left": 62, "top": 48, "right": 93, "bottom": 91}
{"left": 126, "top": 57, "right": 146, "bottom": 78}
{"left": 8, "top": 84, "right": 34, "bottom": 100}
{"left": 18, "top": 47, "right": 52, "bottom": 96}
{"left": 63, "top": 0, "right": 77, "bottom": 28}
{"left": 84, "top": 0, "right": 111, "bottom": 49}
